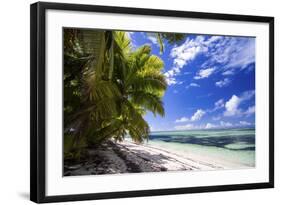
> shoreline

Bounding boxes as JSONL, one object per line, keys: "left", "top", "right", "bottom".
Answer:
{"left": 64, "top": 140, "right": 253, "bottom": 176}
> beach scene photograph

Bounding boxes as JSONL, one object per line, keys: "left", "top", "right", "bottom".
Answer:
{"left": 63, "top": 28, "right": 255, "bottom": 176}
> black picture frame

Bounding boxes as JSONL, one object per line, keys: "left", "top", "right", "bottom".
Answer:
{"left": 30, "top": 2, "right": 274, "bottom": 203}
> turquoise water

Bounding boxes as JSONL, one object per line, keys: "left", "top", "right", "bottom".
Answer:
{"left": 146, "top": 128, "right": 255, "bottom": 167}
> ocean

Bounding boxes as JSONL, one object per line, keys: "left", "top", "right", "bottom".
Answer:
{"left": 145, "top": 128, "right": 255, "bottom": 168}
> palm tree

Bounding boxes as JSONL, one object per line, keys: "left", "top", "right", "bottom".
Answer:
{"left": 93, "top": 32, "right": 166, "bottom": 143}
{"left": 155, "top": 32, "right": 186, "bottom": 54}
{"left": 85, "top": 31, "right": 167, "bottom": 144}
{"left": 64, "top": 29, "right": 120, "bottom": 155}
{"left": 64, "top": 30, "right": 167, "bottom": 159}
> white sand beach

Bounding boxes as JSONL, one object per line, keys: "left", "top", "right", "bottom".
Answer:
{"left": 116, "top": 140, "right": 224, "bottom": 171}
{"left": 64, "top": 139, "right": 252, "bottom": 176}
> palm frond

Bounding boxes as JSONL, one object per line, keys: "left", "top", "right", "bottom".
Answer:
{"left": 157, "top": 33, "right": 164, "bottom": 54}
{"left": 129, "top": 73, "right": 167, "bottom": 94}
{"left": 123, "top": 100, "right": 150, "bottom": 142}
{"left": 144, "top": 55, "right": 164, "bottom": 71}
{"left": 130, "top": 91, "right": 165, "bottom": 117}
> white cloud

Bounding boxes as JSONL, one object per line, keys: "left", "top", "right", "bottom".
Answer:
{"left": 147, "top": 34, "right": 158, "bottom": 45}
{"left": 175, "top": 117, "right": 189, "bottom": 123}
{"left": 220, "top": 121, "right": 233, "bottom": 127}
{"left": 165, "top": 36, "right": 255, "bottom": 86}
{"left": 244, "top": 105, "right": 255, "bottom": 116}
{"left": 165, "top": 76, "right": 177, "bottom": 85}
{"left": 170, "top": 36, "right": 207, "bottom": 69}
{"left": 174, "top": 123, "right": 197, "bottom": 130}
{"left": 174, "top": 120, "right": 253, "bottom": 131}
{"left": 206, "top": 121, "right": 234, "bottom": 129}
{"left": 174, "top": 123, "right": 209, "bottom": 130}
{"left": 214, "top": 99, "right": 224, "bottom": 110}
{"left": 222, "top": 70, "right": 235, "bottom": 76}
{"left": 223, "top": 90, "right": 255, "bottom": 117}
{"left": 190, "top": 83, "right": 200, "bottom": 87}
{"left": 203, "top": 98, "right": 224, "bottom": 114}
{"left": 194, "top": 68, "right": 215, "bottom": 79}
{"left": 215, "top": 78, "right": 231, "bottom": 87}
{"left": 165, "top": 36, "right": 212, "bottom": 85}
{"left": 175, "top": 109, "right": 206, "bottom": 123}
{"left": 205, "top": 37, "right": 255, "bottom": 70}
{"left": 240, "top": 90, "right": 255, "bottom": 101}
{"left": 224, "top": 39, "right": 255, "bottom": 69}
{"left": 164, "top": 70, "right": 175, "bottom": 77}
{"left": 205, "top": 123, "right": 217, "bottom": 129}
{"left": 205, "top": 36, "right": 222, "bottom": 45}
{"left": 239, "top": 121, "right": 252, "bottom": 126}
{"left": 175, "top": 121, "right": 233, "bottom": 130}
{"left": 186, "top": 83, "right": 200, "bottom": 89}
{"left": 164, "top": 70, "right": 179, "bottom": 85}
{"left": 205, "top": 121, "right": 235, "bottom": 129}
{"left": 191, "top": 109, "right": 206, "bottom": 121}
{"left": 224, "top": 95, "right": 241, "bottom": 116}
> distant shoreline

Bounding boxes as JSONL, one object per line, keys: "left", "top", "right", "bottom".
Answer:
{"left": 64, "top": 139, "right": 253, "bottom": 176}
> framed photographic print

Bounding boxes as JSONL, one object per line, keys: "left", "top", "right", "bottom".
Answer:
{"left": 30, "top": 1, "right": 274, "bottom": 203}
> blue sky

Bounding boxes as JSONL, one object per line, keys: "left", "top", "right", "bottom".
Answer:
{"left": 126, "top": 31, "right": 255, "bottom": 131}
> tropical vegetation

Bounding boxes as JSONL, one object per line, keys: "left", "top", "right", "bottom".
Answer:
{"left": 64, "top": 28, "right": 185, "bottom": 160}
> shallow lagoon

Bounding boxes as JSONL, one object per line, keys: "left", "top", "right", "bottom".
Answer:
{"left": 146, "top": 128, "right": 255, "bottom": 167}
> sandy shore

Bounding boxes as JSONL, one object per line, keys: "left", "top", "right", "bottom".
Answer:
{"left": 116, "top": 140, "right": 225, "bottom": 171}
{"left": 64, "top": 140, "right": 239, "bottom": 176}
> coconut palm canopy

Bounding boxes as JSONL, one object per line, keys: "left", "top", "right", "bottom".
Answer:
{"left": 63, "top": 28, "right": 186, "bottom": 159}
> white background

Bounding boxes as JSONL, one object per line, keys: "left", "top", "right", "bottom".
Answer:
{"left": 0, "top": 0, "right": 279, "bottom": 204}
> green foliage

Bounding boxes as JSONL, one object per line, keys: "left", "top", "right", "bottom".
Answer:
{"left": 160, "top": 33, "right": 186, "bottom": 44}
{"left": 63, "top": 29, "right": 168, "bottom": 160}
{"left": 148, "top": 32, "right": 186, "bottom": 54}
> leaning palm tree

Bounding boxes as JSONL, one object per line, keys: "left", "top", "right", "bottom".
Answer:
{"left": 64, "top": 30, "right": 167, "bottom": 157}
{"left": 64, "top": 29, "right": 167, "bottom": 159}
{"left": 85, "top": 31, "right": 167, "bottom": 144}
